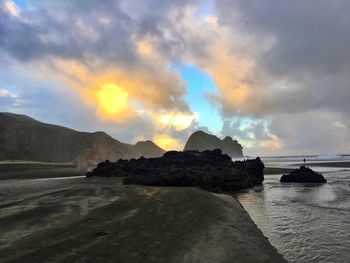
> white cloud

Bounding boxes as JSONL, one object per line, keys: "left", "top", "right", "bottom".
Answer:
{"left": 3, "top": 1, "right": 20, "bottom": 17}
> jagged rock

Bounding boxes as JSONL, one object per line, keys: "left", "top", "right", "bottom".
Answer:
{"left": 183, "top": 131, "right": 243, "bottom": 157}
{"left": 87, "top": 149, "right": 264, "bottom": 193}
{"left": 280, "top": 166, "right": 327, "bottom": 183}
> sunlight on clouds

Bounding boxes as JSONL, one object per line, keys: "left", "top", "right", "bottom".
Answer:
{"left": 206, "top": 49, "right": 254, "bottom": 110}
{"left": 96, "top": 83, "right": 129, "bottom": 115}
{"left": 176, "top": 8, "right": 257, "bottom": 113}
{"left": 92, "top": 82, "right": 136, "bottom": 123}
{"left": 158, "top": 112, "right": 198, "bottom": 131}
{"left": 153, "top": 134, "right": 183, "bottom": 151}
{"left": 49, "top": 57, "right": 195, "bottom": 132}
{"left": 53, "top": 58, "right": 89, "bottom": 81}
{"left": 50, "top": 58, "right": 138, "bottom": 123}
{"left": 137, "top": 38, "right": 153, "bottom": 55}
{"left": 259, "top": 134, "right": 283, "bottom": 149}
{"left": 3, "top": 0, "right": 20, "bottom": 17}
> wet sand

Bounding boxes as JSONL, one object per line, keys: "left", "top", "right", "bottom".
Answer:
{"left": 0, "top": 167, "right": 286, "bottom": 263}
{"left": 264, "top": 167, "right": 295, "bottom": 175}
{"left": 0, "top": 163, "right": 84, "bottom": 180}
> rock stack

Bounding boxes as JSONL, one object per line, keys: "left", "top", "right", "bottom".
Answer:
{"left": 183, "top": 131, "right": 243, "bottom": 157}
{"left": 280, "top": 166, "right": 327, "bottom": 183}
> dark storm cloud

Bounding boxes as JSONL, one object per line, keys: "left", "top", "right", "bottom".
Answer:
{"left": 0, "top": 1, "right": 137, "bottom": 65}
{"left": 215, "top": 0, "right": 350, "bottom": 116}
{"left": 0, "top": 0, "right": 202, "bottom": 66}
{"left": 269, "top": 111, "right": 350, "bottom": 154}
{"left": 217, "top": 0, "right": 350, "bottom": 74}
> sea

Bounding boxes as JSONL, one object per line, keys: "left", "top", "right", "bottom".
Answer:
{"left": 236, "top": 155, "right": 350, "bottom": 263}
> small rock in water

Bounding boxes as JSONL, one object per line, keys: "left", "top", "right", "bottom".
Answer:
{"left": 280, "top": 166, "right": 327, "bottom": 183}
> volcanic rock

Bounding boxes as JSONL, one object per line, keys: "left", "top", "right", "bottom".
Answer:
{"left": 280, "top": 166, "right": 327, "bottom": 183}
{"left": 87, "top": 149, "right": 264, "bottom": 193}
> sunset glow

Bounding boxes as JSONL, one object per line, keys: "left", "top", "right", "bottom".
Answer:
{"left": 96, "top": 83, "right": 129, "bottom": 115}
{"left": 153, "top": 134, "right": 182, "bottom": 151}
{"left": 1, "top": 0, "right": 349, "bottom": 155}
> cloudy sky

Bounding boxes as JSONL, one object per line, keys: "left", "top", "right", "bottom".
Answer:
{"left": 1, "top": 0, "right": 350, "bottom": 156}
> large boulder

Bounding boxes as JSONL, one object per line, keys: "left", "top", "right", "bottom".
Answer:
{"left": 183, "top": 131, "right": 243, "bottom": 157}
{"left": 87, "top": 149, "right": 264, "bottom": 193}
{"left": 280, "top": 166, "right": 327, "bottom": 183}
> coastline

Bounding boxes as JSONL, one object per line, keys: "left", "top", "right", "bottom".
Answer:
{"left": 0, "top": 177, "right": 286, "bottom": 263}
{"left": 297, "top": 161, "right": 350, "bottom": 168}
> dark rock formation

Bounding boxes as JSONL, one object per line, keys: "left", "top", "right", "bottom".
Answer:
{"left": 280, "top": 166, "right": 327, "bottom": 183}
{"left": 183, "top": 131, "right": 243, "bottom": 157}
{"left": 87, "top": 149, "right": 264, "bottom": 193}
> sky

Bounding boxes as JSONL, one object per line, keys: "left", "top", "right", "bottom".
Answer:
{"left": 1, "top": 0, "right": 350, "bottom": 156}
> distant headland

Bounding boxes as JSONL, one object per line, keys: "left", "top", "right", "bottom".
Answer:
{"left": 0, "top": 113, "right": 244, "bottom": 166}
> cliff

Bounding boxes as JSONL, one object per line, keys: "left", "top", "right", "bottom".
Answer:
{"left": 184, "top": 130, "right": 243, "bottom": 157}
{"left": 0, "top": 112, "right": 165, "bottom": 165}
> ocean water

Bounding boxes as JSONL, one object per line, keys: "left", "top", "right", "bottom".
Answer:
{"left": 237, "top": 157, "right": 350, "bottom": 263}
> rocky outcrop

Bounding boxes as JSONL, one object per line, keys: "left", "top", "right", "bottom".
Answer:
{"left": 130, "top": 140, "right": 166, "bottom": 159}
{"left": 183, "top": 131, "right": 243, "bottom": 157}
{"left": 280, "top": 166, "right": 327, "bottom": 183}
{"left": 87, "top": 149, "right": 264, "bottom": 193}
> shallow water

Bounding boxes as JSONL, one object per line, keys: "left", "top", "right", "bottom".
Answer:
{"left": 237, "top": 167, "right": 350, "bottom": 263}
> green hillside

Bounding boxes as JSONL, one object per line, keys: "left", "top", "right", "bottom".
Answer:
{"left": 0, "top": 113, "right": 164, "bottom": 163}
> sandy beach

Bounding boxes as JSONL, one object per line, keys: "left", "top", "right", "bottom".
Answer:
{"left": 0, "top": 172, "right": 286, "bottom": 263}
{"left": 263, "top": 167, "right": 295, "bottom": 175}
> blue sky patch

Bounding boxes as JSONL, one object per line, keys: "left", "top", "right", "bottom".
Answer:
{"left": 173, "top": 63, "right": 222, "bottom": 134}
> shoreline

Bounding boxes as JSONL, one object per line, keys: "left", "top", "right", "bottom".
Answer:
{"left": 264, "top": 167, "right": 295, "bottom": 175}
{"left": 0, "top": 163, "right": 84, "bottom": 180}
{"left": 297, "top": 161, "right": 350, "bottom": 168}
{"left": 0, "top": 177, "right": 286, "bottom": 262}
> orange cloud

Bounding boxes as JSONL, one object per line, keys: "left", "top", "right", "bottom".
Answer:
{"left": 137, "top": 38, "right": 153, "bottom": 55}
{"left": 177, "top": 11, "right": 258, "bottom": 114}
{"left": 153, "top": 133, "right": 183, "bottom": 151}
{"left": 94, "top": 83, "right": 137, "bottom": 122}
{"left": 50, "top": 57, "right": 189, "bottom": 124}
